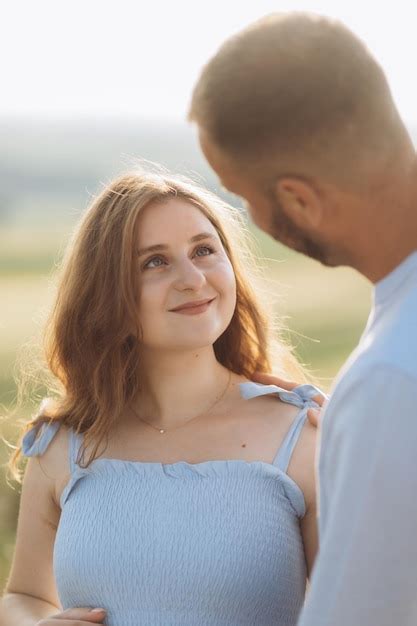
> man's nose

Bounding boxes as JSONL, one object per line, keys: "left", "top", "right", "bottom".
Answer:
{"left": 174, "top": 259, "right": 206, "bottom": 290}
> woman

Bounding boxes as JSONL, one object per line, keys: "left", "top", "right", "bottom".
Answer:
{"left": 2, "top": 169, "right": 322, "bottom": 626}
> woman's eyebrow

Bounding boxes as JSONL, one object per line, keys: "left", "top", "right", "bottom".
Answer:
{"left": 137, "top": 232, "right": 216, "bottom": 257}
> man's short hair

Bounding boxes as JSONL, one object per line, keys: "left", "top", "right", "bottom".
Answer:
{"left": 189, "top": 12, "right": 406, "bottom": 184}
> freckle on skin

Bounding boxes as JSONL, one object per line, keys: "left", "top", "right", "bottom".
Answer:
{"left": 241, "top": 444, "right": 246, "bottom": 448}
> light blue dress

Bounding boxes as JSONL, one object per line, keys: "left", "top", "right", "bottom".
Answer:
{"left": 21, "top": 381, "right": 320, "bottom": 626}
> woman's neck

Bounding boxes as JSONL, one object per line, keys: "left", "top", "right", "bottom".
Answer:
{"left": 131, "top": 347, "right": 232, "bottom": 429}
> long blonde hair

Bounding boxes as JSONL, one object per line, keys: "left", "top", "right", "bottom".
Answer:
{"left": 6, "top": 167, "right": 309, "bottom": 482}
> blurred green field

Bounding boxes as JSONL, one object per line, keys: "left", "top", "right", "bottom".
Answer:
{"left": 0, "top": 223, "right": 372, "bottom": 593}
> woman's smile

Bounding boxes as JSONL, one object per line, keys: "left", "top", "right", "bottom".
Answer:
{"left": 169, "top": 297, "right": 217, "bottom": 315}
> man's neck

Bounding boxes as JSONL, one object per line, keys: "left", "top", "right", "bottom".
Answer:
{"left": 357, "top": 240, "right": 417, "bottom": 284}
{"left": 351, "top": 163, "right": 417, "bottom": 283}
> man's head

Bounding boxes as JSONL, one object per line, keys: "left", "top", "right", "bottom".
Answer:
{"left": 189, "top": 12, "right": 415, "bottom": 270}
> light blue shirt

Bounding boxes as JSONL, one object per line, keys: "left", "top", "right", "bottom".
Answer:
{"left": 298, "top": 251, "right": 417, "bottom": 626}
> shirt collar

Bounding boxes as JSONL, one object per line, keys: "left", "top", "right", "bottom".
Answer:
{"left": 374, "top": 250, "right": 417, "bottom": 306}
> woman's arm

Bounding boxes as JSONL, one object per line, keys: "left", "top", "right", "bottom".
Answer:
{"left": 0, "top": 593, "right": 107, "bottom": 625}
{"left": 2, "top": 426, "right": 107, "bottom": 625}
{"left": 287, "top": 418, "right": 319, "bottom": 579}
{"left": 4, "top": 453, "right": 63, "bottom": 610}
{"left": 0, "top": 592, "right": 61, "bottom": 625}
{"left": 2, "top": 425, "right": 65, "bottom": 623}
{"left": 300, "top": 497, "right": 318, "bottom": 579}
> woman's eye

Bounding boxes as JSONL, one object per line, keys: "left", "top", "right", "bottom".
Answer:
{"left": 142, "top": 246, "right": 215, "bottom": 270}
{"left": 143, "top": 256, "right": 166, "bottom": 269}
{"left": 195, "top": 245, "right": 215, "bottom": 257}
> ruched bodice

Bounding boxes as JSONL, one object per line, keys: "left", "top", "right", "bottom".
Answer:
{"left": 21, "top": 381, "right": 321, "bottom": 626}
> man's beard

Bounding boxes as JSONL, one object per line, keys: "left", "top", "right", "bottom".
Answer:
{"left": 269, "top": 198, "right": 331, "bottom": 265}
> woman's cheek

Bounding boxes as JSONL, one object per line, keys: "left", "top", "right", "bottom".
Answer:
{"left": 220, "top": 259, "right": 237, "bottom": 295}
{"left": 212, "top": 261, "right": 237, "bottom": 314}
{"left": 137, "top": 279, "right": 165, "bottom": 321}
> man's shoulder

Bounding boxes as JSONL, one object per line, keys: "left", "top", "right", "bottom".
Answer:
{"left": 326, "top": 358, "right": 417, "bottom": 425}
{"left": 318, "top": 361, "right": 417, "bottom": 475}
{"left": 333, "top": 284, "right": 417, "bottom": 394}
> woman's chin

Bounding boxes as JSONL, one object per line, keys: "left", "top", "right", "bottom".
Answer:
{"left": 141, "top": 320, "right": 229, "bottom": 353}
{"left": 151, "top": 333, "right": 224, "bottom": 353}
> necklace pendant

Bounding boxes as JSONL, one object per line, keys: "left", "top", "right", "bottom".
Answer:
{"left": 159, "top": 429, "right": 165, "bottom": 434}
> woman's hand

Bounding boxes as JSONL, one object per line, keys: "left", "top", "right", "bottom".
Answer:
{"left": 37, "top": 606, "right": 107, "bottom": 625}
{"left": 252, "top": 372, "right": 327, "bottom": 427}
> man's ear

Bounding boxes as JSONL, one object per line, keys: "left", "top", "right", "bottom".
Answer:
{"left": 274, "top": 177, "right": 325, "bottom": 229}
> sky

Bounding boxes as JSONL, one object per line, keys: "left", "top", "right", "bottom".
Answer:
{"left": 2, "top": 0, "right": 417, "bottom": 127}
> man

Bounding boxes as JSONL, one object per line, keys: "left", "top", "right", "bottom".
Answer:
{"left": 189, "top": 12, "right": 417, "bottom": 626}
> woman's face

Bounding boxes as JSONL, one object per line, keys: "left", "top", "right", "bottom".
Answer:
{"left": 135, "top": 197, "right": 237, "bottom": 352}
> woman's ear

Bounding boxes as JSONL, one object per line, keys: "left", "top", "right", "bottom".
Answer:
{"left": 274, "top": 177, "right": 325, "bottom": 230}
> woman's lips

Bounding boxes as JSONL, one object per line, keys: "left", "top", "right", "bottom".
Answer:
{"left": 170, "top": 298, "right": 216, "bottom": 315}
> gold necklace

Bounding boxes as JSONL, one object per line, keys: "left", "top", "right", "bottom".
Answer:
{"left": 130, "top": 370, "right": 232, "bottom": 434}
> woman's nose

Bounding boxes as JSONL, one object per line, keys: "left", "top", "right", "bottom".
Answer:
{"left": 174, "top": 259, "right": 206, "bottom": 290}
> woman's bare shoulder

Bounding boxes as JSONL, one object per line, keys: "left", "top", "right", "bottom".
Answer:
{"left": 40, "top": 421, "right": 71, "bottom": 467}
{"left": 234, "top": 376, "right": 301, "bottom": 422}
{"left": 31, "top": 422, "right": 73, "bottom": 509}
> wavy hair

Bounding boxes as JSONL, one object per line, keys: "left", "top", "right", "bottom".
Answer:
{"left": 6, "top": 167, "right": 309, "bottom": 482}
